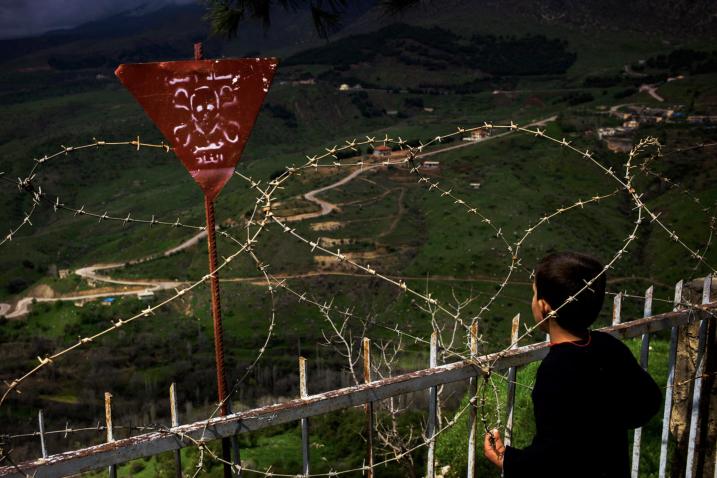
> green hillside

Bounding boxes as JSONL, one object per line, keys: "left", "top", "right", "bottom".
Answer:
{"left": 1, "top": 9, "right": 716, "bottom": 475}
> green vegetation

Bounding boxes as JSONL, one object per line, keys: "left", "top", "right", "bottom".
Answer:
{"left": 1, "top": 9, "right": 716, "bottom": 476}
{"left": 286, "top": 24, "right": 576, "bottom": 91}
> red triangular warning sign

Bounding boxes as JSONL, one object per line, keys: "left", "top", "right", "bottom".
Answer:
{"left": 115, "top": 59, "right": 278, "bottom": 200}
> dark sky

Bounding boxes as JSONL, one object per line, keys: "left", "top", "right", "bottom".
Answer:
{"left": 0, "top": 0, "right": 196, "bottom": 39}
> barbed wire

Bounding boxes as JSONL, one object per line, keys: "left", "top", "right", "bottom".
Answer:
{"left": 1, "top": 117, "right": 715, "bottom": 476}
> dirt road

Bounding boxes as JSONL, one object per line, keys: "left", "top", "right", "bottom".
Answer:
{"left": 1, "top": 229, "right": 203, "bottom": 318}
{"left": 1, "top": 116, "right": 558, "bottom": 317}
{"left": 283, "top": 115, "right": 558, "bottom": 222}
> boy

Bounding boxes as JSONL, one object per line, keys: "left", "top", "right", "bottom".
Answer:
{"left": 483, "top": 251, "right": 661, "bottom": 478}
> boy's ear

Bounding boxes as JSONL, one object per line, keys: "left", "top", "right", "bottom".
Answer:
{"left": 538, "top": 298, "right": 552, "bottom": 316}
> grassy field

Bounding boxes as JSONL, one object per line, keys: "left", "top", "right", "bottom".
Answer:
{"left": 1, "top": 15, "right": 716, "bottom": 475}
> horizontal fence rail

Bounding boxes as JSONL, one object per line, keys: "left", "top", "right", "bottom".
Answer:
{"left": 1, "top": 301, "right": 715, "bottom": 478}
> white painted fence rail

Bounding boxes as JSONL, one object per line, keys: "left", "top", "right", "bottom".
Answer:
{"left": 1, "top": 284, "right": 715, "bottom": 478}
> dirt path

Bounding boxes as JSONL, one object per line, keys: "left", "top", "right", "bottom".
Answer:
{"left": 378, "top": 188, "right": 406, "bottom": 239}
{"left": 416, "top": 115, "right": 558, "bottom": 159}
{"left": 639, "top": 84, "right": 664, "bottom": 102}
{"left": 283, "top": 114, "right": 558, "bottom": 223}
{"left": 223, "top": 270, "right": 532, "bottom": 286}
{"left": 1, "top": 229, "right": 204, "bottom": 318}
{"left": 2, "top": 116, "right": 559, "bottom": 318}
{"left": 284, "top": 165, "right": 385, "bottom": 222}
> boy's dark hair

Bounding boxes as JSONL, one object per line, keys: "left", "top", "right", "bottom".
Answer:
{"left": 535, "top": 251, "right": 606, "bottom": 334}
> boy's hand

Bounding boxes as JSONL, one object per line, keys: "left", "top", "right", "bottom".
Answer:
{"left": 483, "top": 428, "right": 505, "bottom": 468}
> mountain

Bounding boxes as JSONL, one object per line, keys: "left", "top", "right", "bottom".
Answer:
{"left": 0, "top": 1, "right": 380, "bottom": 71}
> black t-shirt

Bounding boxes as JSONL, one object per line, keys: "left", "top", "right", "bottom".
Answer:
{"left": 503, "top": 330, "right": 661, "bottom": 478}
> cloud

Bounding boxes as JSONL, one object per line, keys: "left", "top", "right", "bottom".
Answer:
{"left": 0, "top": 0, "right": 197, "bottom": 39}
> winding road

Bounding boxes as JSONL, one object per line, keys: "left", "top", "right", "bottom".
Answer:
{"left": 1, "top": 115, "right": 557, "bottom": 318}
{"left": 286, "top": 114, "right": 557, "bottom": 222}
{"left": 1, "top": 234, "right": 200, "bottom": 318}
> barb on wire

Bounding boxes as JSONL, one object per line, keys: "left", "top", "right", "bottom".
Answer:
{"left": 2, "top": 119, "right": 716, "bottom": 477}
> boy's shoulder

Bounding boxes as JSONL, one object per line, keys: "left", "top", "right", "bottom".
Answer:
{"left": 541, "top": 330, "right": 630, "bottom": 368}
{"left": 590, "top": 329, "right": 621, "bottom": 346}
{"left": 590, "top": 330, "right": 633, "bottom": 356}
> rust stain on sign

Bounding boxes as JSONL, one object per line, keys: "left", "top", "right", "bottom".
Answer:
{"left": 115, "top": 59, "right": 278, "bottom": 200}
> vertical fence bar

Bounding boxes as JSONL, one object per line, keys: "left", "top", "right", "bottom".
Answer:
{"left": 467, "top": 322, "right": 479, "bottom": 478}
{"left": 685, "top": 274, "right": 712, "bottom": 478}
{"left": 426, "top": 332, "right": 438, "bottom": 478}
{"left": 612, "top": 292, "right": 623, "bottom": 325}
{"left": 225, "top": 402, "right": 241, "bottom": 477}
{"left": 504, "top": 314, "right": 521, "bottom": 448}
{"left": 631, "top": 286, "right": 653, "bottom": 477}
{"left": 38, "top": 409, "right": 47, "bottom": 459}
{"left": 104, "top": 392, "right": 117, "bottom": 478}
{"left": 169, "top": 383, "right": 182, "bottom": 478}
{"left": 658, "top": 280, "right": 683, "bottom": 478}
{"left": 363, "top": 337, "right": 374, "bottom": 478}
{"left": 299, "top": 357, "right": 310, "bottom": 477}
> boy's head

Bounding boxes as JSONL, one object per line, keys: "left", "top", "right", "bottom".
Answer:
{"left": 533, "top": 251, "right": 606, "bottom": 335}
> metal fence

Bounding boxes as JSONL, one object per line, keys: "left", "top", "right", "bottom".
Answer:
{"left": 1, "top": 276, "right": 715, "bottom": 478}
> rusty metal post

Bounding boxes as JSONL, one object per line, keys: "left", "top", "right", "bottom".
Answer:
{"left": 426, "top": 332, "right": 438, "bottom": 478}
{"left": 299, "top": 357, "right": 310, "bottom": 476}
{"left": 192, "top": 41, "right": 233, "bottom": 478}
{"left": 38, "top": 410, "right": 47, "bottom": 459}
{"left": 105, "top": 392, "right": 117, "bottom": 478}
{"left": 466, "top": 322, "right": 479, "bottom": 478}
{"left": 631, "top": 286, "right": 653, "bottom": 477}
{"left": 169, "top": 383, "right": 182, "bottom": 478}
{"left": 505, "top": 314, "right": 520, "bottom": 447}
{"left": 363, "top": 337, "right": 374, "bottom": 478}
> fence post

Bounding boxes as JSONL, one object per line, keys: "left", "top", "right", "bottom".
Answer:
{"left": 685, "top": 275, "right": 712, "bottom": 478}
{"left": 466, "top": 322, "right": 478, "bottom": 478}
{"left": 363, "top": 337, "right": 374, "bottom": 478}
{"left": 612, "top": 292, "right": 623, "bottom": 325}
{"left": 505, "top": 314, "right": 520, "bottom": 448}
{"left": 707, "top": 299, "right": 717, "bottom": 478}
{"left": 299, "top": 357, "right": 310, "bottom": 477}
{"left": 38, "top": 409, "right": 47, "bottom": 459}
{"left": 631, "top": 286, "right": 653, "bottom": 477}
{"left": 223, "top": 403, "right": 241, "bottom": 477}
{"left": 105, "top": 392, "right": 117, "bottom": 478}
{"left": 426, "top": 332, "right": 438, "bottom": 478}
{"left": 658, "top": 280, "right": 683, "bottom": 478}
{"left": 169, "top": 383, "right": 182, "bottom": 478}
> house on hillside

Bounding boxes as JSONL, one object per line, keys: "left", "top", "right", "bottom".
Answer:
{"left": 421, "top": 160, "right": 440, "bottom": 171}
{"left": 687, "top": 115, "right": 717, "bottom": 124}
{"left": 597, "top": 127, "right": 618, "bottom": 140}
{"left": 138, "top": 291, "right": 155, "bottom": 302}
{"left": 373, "top": 145, "right": 392, "bottom": 158}
{"left": 464, "top": 129, "right": 490, "bottom": 142}
{"left": 606, "top": 137, "right": 633, "bottom": 154}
